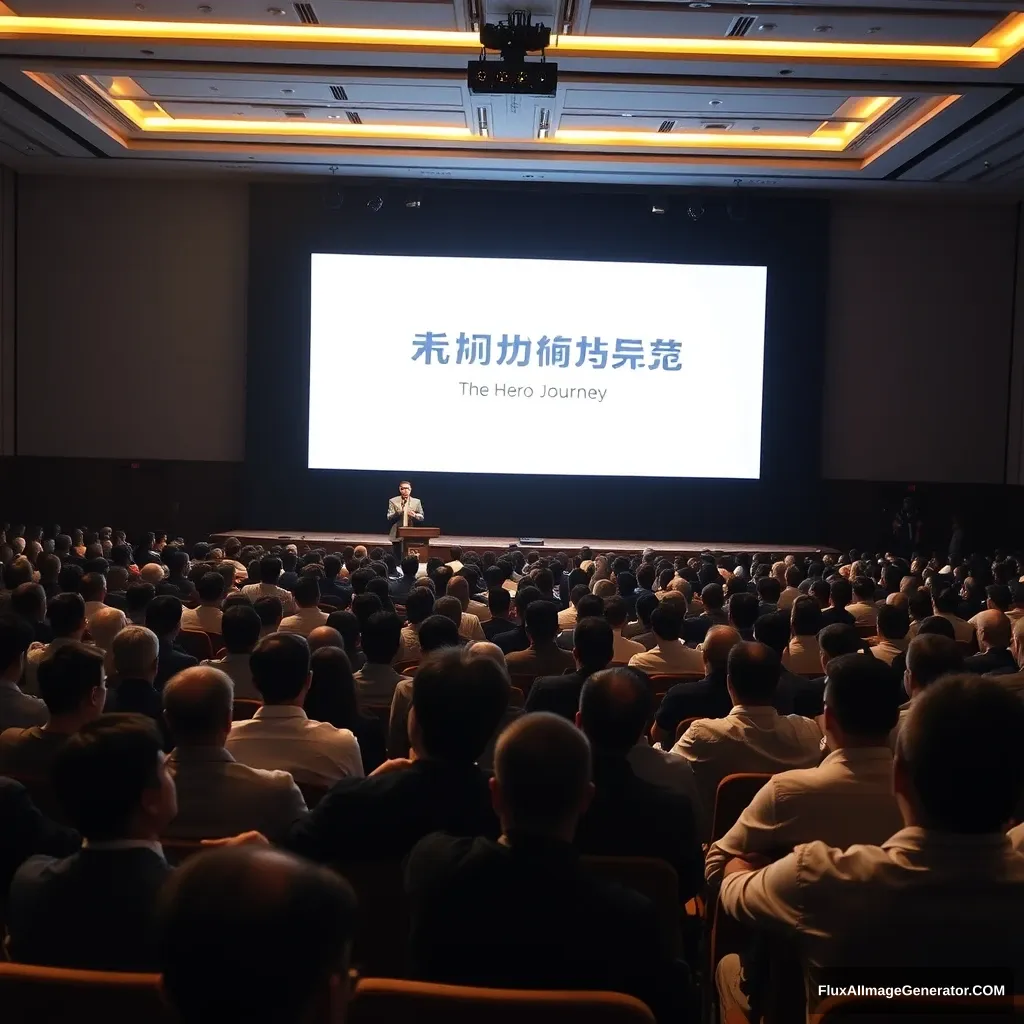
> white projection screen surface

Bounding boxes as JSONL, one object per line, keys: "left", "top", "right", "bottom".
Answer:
{"left": 308, "top": 253, "right": 768, "bottom": 479}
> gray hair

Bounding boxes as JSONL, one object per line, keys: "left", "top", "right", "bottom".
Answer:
{"left": 111, "top": 625, "right": 159, "bottom": 678}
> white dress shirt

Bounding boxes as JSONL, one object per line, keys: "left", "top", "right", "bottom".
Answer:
{"left": 846, "top": 601, "right": 878, "bottom": 631}
{"left": 226, "top": 704, "right": 363, "bottom": 786}
{"left": 612, "top": 630, "right": 645, "bottom": 663}
{"left": 0, "top": 679, "right": 48, "bottom": 732}
{"left": 672, "top": 704, "right": 822, "bottom": 832}
{"left": 181, "top": 605, "right": 224, "bottom": 635}
{"left": 870, "top": 637, "right": 907, "bottom": 665}
{"left": 628, "top": 639, "right": 704, "bottom": 675}
{"left": 705, "top": 746, "right": 903, "bottom": 886}
{"left": 938, "top": 612, "right": 974, "bottom": 644}
{"left": 396, "top": 624, "right": 422, "bottom": 665}
{"left": 719, "top": 827, "right": 1024, "bottom": 1000}
{"left": 278, "top": 606, "right": 329, "bottom": 637}
{"left": 783, "top": 635, "right": 822, "bottom": 675}
{"left": 240, "top": 582, "right": 296, "bottom": 616}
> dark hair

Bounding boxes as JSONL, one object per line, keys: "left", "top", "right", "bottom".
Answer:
{"left": 728, "top": 641, "right": 781, "bottom": 702}
{"left": 573, "top": 616, "right": 614, "bottom": 671}
{"left": 579, "top": 667, "right": 651, "bottom": 754}
{"left": 322, "top": 555, "right": 342, "bottom": 580}
{"left": 405, "top": 586, "right": 435, "bottom": 625}
{"left": 701, "top": 583, "right": 725, "bottom": 611}
{"left": 417, "top": 614, "right": 461, "bottom": 653}
{"left": 411, "top": 648, "right": 509, "bottom": 761}
{"left": 752, "top": 612, "right": 790, "bottom": 656}
{"left": 126, "top": 582, "right": 156, "bottom": 615}
{"left": 292, "top": 575, "right": 320, "bottom": 609}
{"left": 728, "top": 592, "right": 760, "bottom": 630}
{"left": 487, "top": 587, "right": 511, "bottom": 616}
{"left": 514, "top": 585, "right": 542, "bottom": 619}
{"left": 158, "top": 847, "right": 357, "bottom": 1024}
{"left": 824, "top": 654, "right": 900, "bottom": 736}
{"left": 575, "top": 594, "right": 604, "bottom": 620}
{"left": 818, "top": 623, "right": 867, "bottom": 659}
{"left": 79, "top": 572, "right": 106, "bottom": 603}
{"left": 167, "top": 550, "right": 189, "bottom": 578}
{"left": 791, "top": 596, "right": 823, "bottom": 637}
{"left": 250, "top": 633, "right": 311, "bottom": 703}
{"left": 908, "top": 589, "right": 933, "bottom": 622}
{"left": 636, "top": 563, "right": 656, "bottom": 591}
{"left": 899, "top": 675, "right": 1024, "bottom": 833}
{"left": 524, "top": 600, "right": 559, "bottom": 646}
{"left": 259, "top": 556, "right": 283, "bottom": 585}
{"left": 0, "top": 613, "right": 35, "bottom": 674}
{"left": 876, "top": 603, "right": 910, "bottom": 641}
{"left": 37, "top": 640, "right": 105, "bottom": 716}
{"left": 603, "top": 596, "right": 629, "bottom": 629}
{"left": 635, "top": 591, "right": 660, "bottom": 627}
{"left": 351, "top": 592, "right": 383, "bottom": 629}
{"left": 197, "top": 572, "right": 226, "bottom": 603}
{"left": 146, "top": 595, "right": 184, "bottom": 637}
{"left": 534, "top": 568, "right": 555, "bottom": 595}
{"left": 221, "top": 605, "right": 262, "bottom": 654}
{"left": 305, "top": 647, "right": 359, "bottom": 729}
{"left": 48, "top": 592, "right": 87, "bottom": 638}
{"left": 650, "top": 602, "right": 682, "bottom": 641}
{"left": 253, "top": 596, "right": 284, "bottom": 629}
{"left": 400, "top": 555, "right": 419, "bottom": 578}
{"left": 615, "top": 571, "right": 637, "bottom": 599}
{"left": 829, "top": 578, "right": 853, "bottom": 608}
{"left": 52, "top": 713, "right": 163, "bottom": 839}
{"left": 361, "top": 611, "right": 402, "bottom": 664}
{"left": 932, "top": 587, "right": 959, "bottom": 614}
{"left": 905, "top": 634, "right": 963, "bottom": 688}
{"left": 325, "top": 610, "right": 360, "bottom": 657}
{"left": 809, "top": 579, "right": 830, "bottom": 606}
{"left": 986, "top": 584, "right": 1012, "bottom": 612}
{"left": 785, "top": 565, "right": 803, "bottom": 588}
{"left": 11, "top": 582, "right": 46, "bottom": 622}
{"left": 757, "top": 577, "right": 781, "bottom": 603}
{"left": 917, "top": 614, "right": 956, "bottom": 640}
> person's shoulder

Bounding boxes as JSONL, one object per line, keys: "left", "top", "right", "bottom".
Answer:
{"left": 11, "top": 851, "right": 72, "bottom": 890}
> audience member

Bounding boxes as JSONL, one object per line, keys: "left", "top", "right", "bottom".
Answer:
{"left": 628, "top": 603, "right": 703, "bottom": 675}
{"left": 23, "top": 593, "right": 87, "bottom": 696}
{"left": 11, "top": 582, "right": 51, "bottom": 644}
{"left": 897, "top": 633, "right": 964, "bottom": 736}
{"left": 203, "top": 603, "right": 261, "bottom": 700}
{"left": 506, "top": 600, "right": 575, "bottom": 677}
{"left": 145, "top": 595, "right": 199, "bottom": 689}
{"left": 353, "top": 611, "right": 409, "bottom": 703}
{"left": 482, "top": 586, "right": 515, "bottom": 642}
{"left": 931, "top": 586, "right": 974, "bottom": 644}
{"left": 871, "top": 602, "right": 910, "bottom": 665}
{"left": 492, "top": 586, "right": 541, "bottom": 654}
{"left": 0, "top": 613, "right": 47, "bottom": 731}
{"left": 604, "top": 596, "right": 646, "bottom": 662}
{"left": 527, "top": 616, "right": 614, "bottom": 720}
{"left": 278, "top": 576, "right": 329, "bottom": 637}
{"left": 254, "top": 595, "right": 284, "bottom": 637}
{"left": 783, "top": 596, "right": 823, "bottom": 674}
{"left": 623, "top": 592, "right": 660, "bottom": 646}
{"left": 181, "top": 572, "right": 225, "bottom": 635}
{"left": 819, "top": 578, "right": 855, "bottom": 628}
{"left": 241, "top": 556, "right": 296, "bottom": 615}
{"left": 963, "top": 608, "right": 1015, "bottom": 675}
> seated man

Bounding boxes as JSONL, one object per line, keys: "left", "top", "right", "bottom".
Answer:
{"left": 146, "top": 596, "right": 199, "bottom": 690}
{"left": 106, "top": 625, "right": 169, "bottom": 746}
{"left": 450, "top": 575, "right": 490, "bottom": 624}
{"left": 22, "top": 594, "right": 88, "bottom": 697}
{"left": 819, "top": 577, "right": 855, "bottom": 629}
{"left": 527, "top": 616, "right": 614, "bottom": 721}
{"left": 931, "top": 585, "right": 974, "bottom": 644}
{"left": 203, "top": 604, "right": 262, "bottom": 700}
{"left": 80, "top": 571, "right": 108, "bottom": 624}
{"left": 557, "top": 593, "right": 603, "bottom": 651}
{"left": 482, "top": 586, "right": 516, "bottom": 643}
{"left": 89, "top": 604, "right": 127, "bottom": 656}
{"left": 406, "top": 712, "right": 686, "bottom": 1022}
{"left": 278, "top": 576, "right": 329, "bottom": 638}
{"left": 846, "top": 576, "right": 879, "bottom": 633}
{"left": 623, "top": 592, "right": 660, "bottom": 648}
{"left": 726, "top": 592, "right": 760, "bottom": 642}
{"left": 604, "top": 597, "right": 646, "bottom": 663}
{"left": 287, "top": 647, "right": 508, "bottom": 862}
{"left": 396, "top": 585, "right": 433, "bottom": 665}
{"left": 505, "top": 600, "right": 575, "bottom": 678}
{"left": 226, "top": 633, "right": 364, "bottom": 786}
{"left": 558, "top": 584, "right": 589, "bottom": 632}
{"left": 6, "top": 714, "right": 176, "bottom": 970}
{"left": 254, "top": 596, "right": 284, "bottom": 638}
{"left": 354, "top": 611, "right": 410, "bottom": 704}
{"left": 164, "top": 666, "right": 306, "bottom": 842}
{"left": 574, "top": 667, "right": 703, "bottom": 899}
{"left": 718, "top": 675, "right": 1024, "bottom": 1014}
{"left": 180, "top": 572, "right": 225, "bottom": 635}
{"left": 0, "top": 641, "right": 106, "bottom": 777}
{"left": 963, "top": 609, "right": 1016, "bottom": 675}
{"left": 241, "top": 556, "right": 296, "bottom": 616}
{"left": 894, "top": 633, "right": 964, "bottom": 738}
{"left": 871, "top": 603, "right": 911, "bottom": 666}
{"left": 0, "top": 614, "right": 47, "bottom": 731}
{"left": 628, "top": 603, "right": 703, "bottom": 676}
{"left": 492, "top": 586, "right": 541, "bottom": 655}
{"left": 673, "top": 641, "right": 822, "bottom": 828}
{"left": 782, "top": 597, "right": 823, "bottom": 675}
{"left": 388, "top": 554, "right": 420, "bottom": 603}
{"left": 158, "top": 846, "right": 357, "bottom": 1024}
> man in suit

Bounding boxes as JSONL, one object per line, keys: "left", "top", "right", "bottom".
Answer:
{"left": 405, "top": 712, "right": 687, "bottom": 1022}
{"left": 0, "top": 776, "right": 79, "bottom": 898}
{"left": 387, "top": 480, "right": 424, "bottom": 560}
{"left": 963, "top": 609, "right": 1016, "bottom": 675}
{"left": 145, "top": 595, "right": 199, "bottom": 691}
{"left": 526, "top": 616, "right": 613, "bottom": 721}
{"left": 163, "top": 666, "right": 306, "bottom": 843}
{"left": 481, "top": 586, "right": 516, "bottom": 642}
{"left": 389, "top": 555, "right": 421, "bottom": 603}
{"left": 286, "top": 647, "right": 508, "bottom": 862}
{"left": 506, "top": 600, "right": 575, "bottom": 678}
{"left": 492, "top": 586, "right": 542, "bottom": 655}
{"left": 6, "top": 713, "right": 178, "bottom": 970}
{"left": 0, "top": 613, "right": 47, "bottom": 732}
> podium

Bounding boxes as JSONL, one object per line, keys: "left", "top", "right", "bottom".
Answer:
{"left": 397, "top": 526, "right": 442, "bottom": 561}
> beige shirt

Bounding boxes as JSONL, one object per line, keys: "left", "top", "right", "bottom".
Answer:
{"left": 203, "top": 652, "right": 259, "bottom": 700}
{"left": 672, "top": 705, "right": 822, "bottom": 832}
{"left": 783, "top": 635, "right": 822, "bottom": 675}
{"left": 718, "top": 827, "right": 1024, "bottom": 1001}
{"left": 226, "top": 704, "right": 363, "bottom": 786}
{"left": 777, "top": 587, "right": 802, "bottom": 613}
{"left": 870, "top": 638, "right": 907, "bottom": 665}
{"left": 467, "top": 599, "right": 491, "bottom": 623}
{"left": 395, "top": 624, "right": 422, "bottom": 665}
{"left": 612, "top": 630, "right": 645, "bottom": 664}
{"left": 558, "top": 605, "right": 578, "bottom": 631}
{"left": 278, "top": 607, "right": 329, "bottom": 637}
{"left": 181, "top": 605, "right": 224, "bottom": 635}
{"left": 846, "top": 601, "right": 878, "bottom": 631}
{"left": 458, "top": 612, "right": 485, "bottom": 643}
{"left": 705, "top": 747, "right": 902, "bottom": 886}
{"left": 240, "top": 582, "right": 296, "bottom": 617}
{"left": 628, "top": 639, "right": 704, "bottom": 676}
{"left": 938, "top": 612, "right": 974, "bottom": 644}
{"left": 354, "top": 663, "right": 410, "bottom": 704}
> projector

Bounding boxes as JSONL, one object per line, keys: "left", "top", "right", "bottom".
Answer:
{"left": 468, "top": 10, "right": 557, "bottom": 96}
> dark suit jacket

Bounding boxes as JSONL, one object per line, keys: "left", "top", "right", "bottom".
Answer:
{"left": 0, "top": 778, "right": 78, "bottom": 898}
{"left": 160, "top": 577, "right": 198, "bottom": 604}
{"left": 655, "top": 671, "right": 732, "bottom": 736}
{"left": 321, "top": 578, "right": 353, "bottom": 604}
{"left": 493, "top": 625, "right": 529, "bottom": 655}
{"left": 406, "top": 832, "right": 685, "bottom": 1022}
{"left": 389, "top": 575, "right": 419, "bottom": 602}
{"left": 820, "top": 607, "right": 855, "bottom": 628}
{"left": 286, "top": 759, "right": 498, "bottom": 863}
{"left": 155, "top": 638, "right": 199, "bottom": 690}
{"left": 965, "top": 648, "right": 1017, "bottom": 675}
{"left": 575, "top": 753, "right": 703, "bottom": 901}
{"left": 525, "top": 670, "right": 587, "bottom": 720}
{"left": 106, "top": 678, "right": 172, "bottom": 750}
{"left": 779, "top": 673, "right": 825, "bottom": 718}
{"left": 482, "top": 616, "right": 516, "bottom": 642}
{"left": 7, "top": 847, "right": 172, "bottom": 970}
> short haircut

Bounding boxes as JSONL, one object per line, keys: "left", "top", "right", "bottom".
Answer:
{"left": 292, "top": 575, "right": 320, "bottom": 608}
{"left": 852, "top": 576, "right": 876, "bottom": 600}
{"left": 494, "top": 713, "right": 592, "bottom": 832}
{"left": 221, "top": 605, "right": 262, "bottom": 654}
{"left": 818, "top": 623, "right": 865, "bottom": 659}
{"left": 434, "top": 595, "right": 463, "bottom": 629}
{"left": 824, "top": 653, "right": 900, "bottom": 736}
{"left": 573, "top": 616, "right": 614, "bottom": 670}
{"left": 361, "top": 611, "right": 402, "bottom": 664}
{"left": 701, "top": 583, "right": 725, "bottom": 611}
{"left": 575, "top": 594, "right": 604, "bottom": 620}
{"left": 80, "top": 572, "right": 106, "bottom": 602}
{"left": 400, "top": 555, "right": 419, "bottom": 577}
{"left": 785, "top": 564, "right": 802, "bottom": 587}
{"left": 917, "top": 614, "right": 956, "bottom": 639}
{"left": 487, "top": 586, "right": 511, "bottom": 616}
{"left": 253, "top": 596, "right": 283, "bottom": 629}
{"left": 411, "top": 647, "right": 509, "bottom": 761}
{"left": 52, "top": 713, "right": 163, "bottom": 840}
{"left": 932, "top": 587, "right": 959, "bottom": 614}
{"left": 49, "top": 593, "right": 87, "bottom": 638}
{"left": 417, "top": 614, "right": 461, "bottom": 653}
{"left": 876, "top": 602, "right": 910, "bottom": 641}
{"left": 634, "top": 592, "right": 660, "bottom": 626}
{"left": 636, "top": 563, "right": 656, "bottom": 590}
{"left": 728, "top": 641, "right": 781, "bottom": 702}
{"left": 728, "top": 592, "right": 760, "bottom": 630}
{"left": 163, "top": 667, "right": 234, "bottom": 744}
{"left": 829, "top": 578, "right": 853, "bottom": 608}
{"left": 905, "top": 634, "right": 963, "bottom": 688}
{"left": 987, "top": 584, "right": 1012, "bottom": 612}
{"left": 259, "top": 556, "right": 282, "bottom": 584}
{"left": 579, "top": 667, "right": 651, "bottom": 754}
{"left": 650, "top": 602, "right": 682, "bottom": 641}
{"left": 197, "top": 572, "right": 226, "bottom": 603}
{"left": 791, "top": 596, "right": 824, "bottom": 637}
{"left": 752, "top": 612, "right": 790, "bottom": 655}
{"left": 514, "top": 585, "right": 542, "bottom": 619}
{"left": 158, "top": 847, "right": 357, "bottom": 1024}
{"left": 125, "top": 582, "right": 156, "bottom": 615}
{"left": 0, "top": 612, "right": 32, "bottom": 677}
{"left": 908, "top": 589, "right": 933, "bottom": 622}
{"left": 757, "top": 577, "right": 781, "bottom": 603}
{"left": 351, "top": 592, "right": 383, "bottom": 628}
{"left": 37, "top": 640, "right": 105, "bottom": 715}
{"left": 111, "top": 625, "right": 160, "bottom": 679}
{"left": 405, "top": 586, "right": 435, "bottom": 624}
{"left": 11, "top": 582, "right": 46, "bottom": 622}
{"left": 146, "top": 595, "right": 183, "bottom": 637}
{"left": 603, "top": 596, "right": 629, "bottom": 629}
{"left": 250, "top": 633, "right": 311, "bottom": 703}
{"left": 899, "top": 675, "right": 1024, "bottom": 833}
{"left": 524, "top": 600, "right": 559, "bottom": 645}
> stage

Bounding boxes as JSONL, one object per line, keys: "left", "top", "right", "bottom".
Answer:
{"left": 212, "top": 530, "right": 837, "bottom": 562}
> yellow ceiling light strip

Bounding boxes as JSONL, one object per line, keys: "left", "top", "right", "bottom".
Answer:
{"left": 811, "top": 96, "right": 899, "bottom": 141}
{"left": 2, "top": 12, "right": 1024, "bottom": 66}
{"left": 141, "top": 115, "right": 473, "bottom": 140}
{"left": 553, "top": 128, "right": 846, "bottom": 151}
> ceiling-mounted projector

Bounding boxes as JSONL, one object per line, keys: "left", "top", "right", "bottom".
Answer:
{"left": 468, "top": 10, "right": 558, "bottom": 96}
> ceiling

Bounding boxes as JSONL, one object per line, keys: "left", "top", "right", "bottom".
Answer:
{"left": 0, "top": 0, "right": 1023, "bottom": 190}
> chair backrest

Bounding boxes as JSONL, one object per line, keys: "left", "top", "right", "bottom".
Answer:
{"left": 0, "top": 962, "right": 168, "bottom": 1024}
{"left": 582, "top": 856, "right": 681, "bottom": 955}
{"left": 333, "top": 861, "right": 409, "bottom": 978}
{"left": 298, "top": 780, "right": 329, "bottom": 808}
{"left": 394, "top": 661, "right": 419, "bottom": 675}
{"left": 363, "top": 703, "right": 392, "bottom": 730}
{"left": 814, "top": 994, "right": 1024, "bottom": 1021}
{"left": 204, "top": 632, "right": 223, "bottom": 654}
{"left": 647, "top": 673, "right": 703, "bottom": 697}
{"left": 349, "top": 978, "right": 656, "bottom": 1024}
{"left": 178, "top": 628, "right": 213, "bottom": 661}
{"left": 711, "top": 772, "right": 773, "bottom": 843}
{"left": 510, "top": 674, "right": 538, "bottom": 698}
{"left": 232, "top": 697, "right": 262, "bottom": 721}
{"left": 674, "top": 716, "right": 701, "bottom": 742}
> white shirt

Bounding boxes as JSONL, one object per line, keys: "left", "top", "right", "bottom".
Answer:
{"left": 226, "top": 704, "right": 363, "bottom": 786}
{"left": 612, "top": 630, "right": 645, "bottom": 663}
{"left": 870, "top": 637, "right": 907, "bottom": 665}
{"left": 240, "top": 582, "right": 296, "bottom": 616}
{"left": 672, "top": 705, "right": 822, "bottom": 831}
{"left": 628, "top": 639, "right": 704, "bottom": 676}
{"left": 783, "top": 635, "right": 822, "bottom": 675}
{"left": 846, "top": 601, "right": 878, "bottom": 631}
{"left": 719, "top": 827, "right": 1024, "bottom": 1001}
{"left": 278, "top": 606, "right": 329, "bottom": 637}
{"left": 354, "top": 663, "right": 411, "bottom": 704}
{"left": 467, "top": 599, "right": 491, "bottom": 623}
{"left": 203, "top": 652, "right": 259, "bottom": 700}
{"left": 705, "top": 747, "right": 903, "bottom": 886}
{"left": 459, "top": 612, "right": 485, "bottom": 643}
{"left": 396, "top": 624, "right": 421, "bottom": 665}
{"left": 937, "top": 612, "right": 974, "bottom": 644}
{"left": 181, "top": 605, "right": 224, "bottom": 635}
{"left": 558, "top": 605, "right": 578, "bottom": 630}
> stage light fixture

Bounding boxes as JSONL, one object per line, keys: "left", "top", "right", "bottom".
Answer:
{"left": 687, "top": 201, "right": 705, "bottom": 221}
{"left": 405, "top": 196, "right": 422, "bottom": 208}
{"left": 651, "top": 202, "right": 666, "bottom": 214}
{"left": 366, "top": 195, "right": 384, "bottom": 212}
{"left": 468, "top": 10, "right": 557, "bottom": 96}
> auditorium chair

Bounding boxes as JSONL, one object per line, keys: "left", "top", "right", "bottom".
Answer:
{"left": 0, "top": 963, "right": 168, "bottom": 1024}
{"left": 394, "top": 661, "right": 419, "bottom": 675}
{"left": 332, "top": 861, "right": 409, "bottom": 978}
{"left": 232, "top": 697, "right": 262, "bottom": 721}
{"left": 711, "top": 773, "right": 773, "bottom": 844}
{"left": 647, "top": 673, "right": 702, "bottom": 699}
{"left": 674, "top": 716, "right": 701, "bottom": 743}
{"left": 160, "top": 838, "right": 205, "bottom": 866}
{"left": 510, "top": 674, "right": 539, "bottom": 699}
{"left": 813, "top": 994, "right": 1024, "bottom": 1022}
{"left": 348, "top": 978, "right": 656, "bottom": 1024}
{"left": 204, "top": 632, "right": 222, "bottom": 655}
{"left": 177, "top": 628, "right": 213, "bottom": 662}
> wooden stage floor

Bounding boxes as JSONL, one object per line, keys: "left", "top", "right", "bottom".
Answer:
{"left": 212, "top": 530, "right": 837, "bottom": 559}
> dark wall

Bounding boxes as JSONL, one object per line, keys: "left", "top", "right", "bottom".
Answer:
{"left": 245, "top": 182, "right": 829, "bottom": 544}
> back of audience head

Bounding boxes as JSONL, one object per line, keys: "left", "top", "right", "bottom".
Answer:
{"left": 650, "top": 602, "right": 683, "bottom": 642}
{"left": 916, "top": 614, "right": 956, "bottom": 640}
{"left": 164, "top": 666, "right": 234, "bottom": 747}
{"left": 11, "top": 581, "right": 46, "bottom": 624}
{"left": 37, "top": 640, "right": 106, "bottom": 723}
{"left": 145, "top": 594, "right": 183, "bottom": 639}
{"left": 48, "top": 592, "right": 87, "bottom": 639}
{"left": 251, "top": 633, "right": 311, "bottom": 704}
{"left": 578, "top": 667, "right": 651, "bottom": 755}
{"left": 818, "top": 623, "right": 868, "bottom": 664}
{"left": 752, "top": 612, "right": 789, "bottom": 657}
{"left": 418, "top": 614, "right": 461, "bottom": 653}
{"left": 487, "top": 585, "right": 511, "bottom": 619}
{"left": 361, "top": 611, "right": 401, "bottom": 665}
{"left": 876, "top": 602, "right": 910, "bottom": 641}
{"left": 823, "top": 653, "right": 899, "bottom": 746}
{"left": 221, "top": 604, "right": 262, "bottom": 655}
{"left": 905, "top": 633, "right": 964, "bottom": 696}
{"left": 524, "top": 600, "right": 559, "bottom": 646}
{"left": 634, "top": 591, "right": 661, "bottom": 627}
{"left": 701, "top": 583, "right": 725, "bottom": 612}
{"left": 727, "top": 641, "right": 781, "bottom": 705}
{"left": 728, "top": 591, "right": 760, "bottom": 632}
{"left": 111, "top": 625, "right": 160, "bottom": 681}
{"left": 829, "top": 577, "right": 853, "bottom": 609}
{"left": 573, "top": 616, "right": 614, "bottom": 673}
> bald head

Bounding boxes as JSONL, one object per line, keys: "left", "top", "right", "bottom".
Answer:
{"left": 447, "top": 575, "right": 470, "bottom": 609}
{"left": 727, "top": 641, "right": 781, "bottom": 705}
{"left": 306, "top": 625, "right": 343, "bottom": 653}
{"left": 163, "top": 666, "right": 234, "bottom": 745}
{"left": 703, "top": 625, "right": 742, "bottom": 674}
{"left": 89, "top": 605, "right": 127, "bottom": 652}
{"left": 493, "top": 712, "right": 592, "bottom": 836}
{"left": 159, "top": 846, "right": 357, "bottom": 1024}
{"left": 975, "top": 609, "right": 1011, "bottom": 653}
{"left": 140, "top": 562, "right": 165, "bottom": 585}
{"left": 578, "top": 667, "right": 651, "bottom": 753}
{"left": 467, "top": 641, "right": 510, "bottom": 680}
